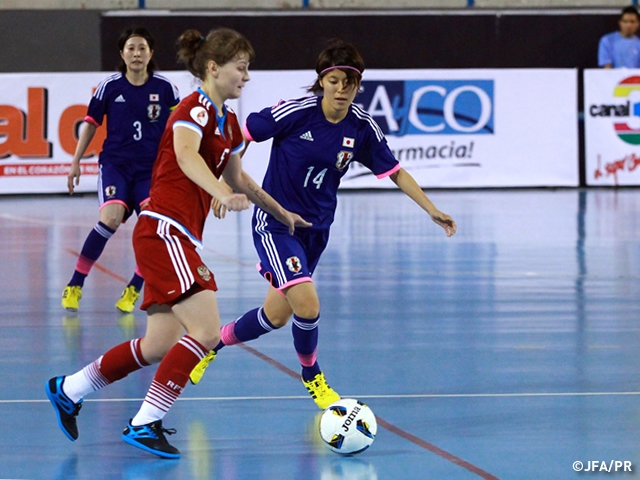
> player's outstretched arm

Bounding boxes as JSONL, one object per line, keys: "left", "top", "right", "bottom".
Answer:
{"left": 389, "top": 168, "right": 456, "bottom": 237}
{"left": 223, "top": 153, "right": 312, "bottom": 235}
{"left": 67, "top": 122, "right": 97, "bottom": 195}
{"left": 174, "top": 126, "right": 250, "bottom": 212}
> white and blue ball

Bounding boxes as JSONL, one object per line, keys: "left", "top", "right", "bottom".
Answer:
{"left": 319, "top": 398, "right": 377, "bottom": 455}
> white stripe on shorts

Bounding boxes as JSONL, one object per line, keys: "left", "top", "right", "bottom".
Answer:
{"left": 254, "top": 208, "right": 287, "bottom": 287}
{"left": 97, "top": 164, "right": 104, "bottom": 204}
{"left": 156, "top": 220, "right": 195, "bottom": 294}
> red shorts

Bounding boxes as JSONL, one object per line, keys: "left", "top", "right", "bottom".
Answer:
{"left": 133, "top": 215, "right": 217, "bottom": 310}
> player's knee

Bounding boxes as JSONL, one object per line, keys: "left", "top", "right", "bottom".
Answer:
{"left": 285, "top": 284, "right": 320, "bottom": 319}
{"left": 140, "top": 338, "right": 173, "bottom": 364}
{"left": 292, "top": 303, "right": 320, "bottom": 320}
{"left": 101, "top": 215, "right": 121, "bottom": 231}
{"left": 269, "top": 314, "right": 291, "bottom": 328}
{"left": 143, "top": 350, "right": 165, "bottom": 365}
{"left": 191, "top": 330, "right": 221, "bottom": 351}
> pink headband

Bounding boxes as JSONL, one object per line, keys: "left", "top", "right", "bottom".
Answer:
{"left": 319, "top": 65, "right": 362, "bottom": 76}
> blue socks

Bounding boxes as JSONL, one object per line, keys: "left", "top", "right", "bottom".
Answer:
{"left": 216, "top": 308, "right": 278, "bottom": 351}
{"left": 218, "top": 308, "right": 323, "bottom": 382}
{"left": 128, "top": 272, "right": 144, "bottom": 291}
{"left": 68, "top": 221, "right": 115, "bottom": 287}
{"left": 292, "top": 314, "right": 321, "bottom": 381}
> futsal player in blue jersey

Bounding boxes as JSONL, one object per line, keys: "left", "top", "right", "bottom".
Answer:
{"left": 189, "top": 40, "right": 457, "bottom": 409}
{"left": 62, "top": 27, "right": 180, "bottom": 313}
{"left": 598, "top": 6, "right": 640, "bottom": 68}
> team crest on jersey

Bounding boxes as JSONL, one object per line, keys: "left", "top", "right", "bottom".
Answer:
{"left": 104, "top": 185, "right": 116, "bottom": 198}
{"left": 190, "top": 106, "right": 209, "bottom": 127}
{"left": 197, "top": 265, "right": 212, "bottom": 281}
{"left": 147, "top": 104, "right": 161, "bottom": 121}
{"left": 342, "top": 137, "right": 355, "bottom": 148}
{"left": 286, "top": 256, "right": 302, "bottom": 273}
{"left": 336, "top": 151, "right": 354, "bottom": 171}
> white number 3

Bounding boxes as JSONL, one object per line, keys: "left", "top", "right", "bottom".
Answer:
{"left": 133, "top": 121, "right": 142, "bottom": 141}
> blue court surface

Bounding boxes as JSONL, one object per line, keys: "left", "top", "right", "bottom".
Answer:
{"left": 0, "top": 188, "right": 638, "bottom": 480}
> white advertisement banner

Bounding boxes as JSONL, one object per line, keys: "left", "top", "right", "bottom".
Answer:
{"left": 241, "top": 69, "right": 579, "bottom": 189}
{"left": 0, "top": 69, "right": 577, "bottom": 194}
{"left": 584, "top": 69, "right": 640, "bottom": 186}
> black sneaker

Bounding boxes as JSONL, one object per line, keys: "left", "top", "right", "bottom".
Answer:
{"left": 122, "top": 419, "right": 181, "bottom": 459}
{"left": 45, "top": 376, "right": 82, "bottom": 441}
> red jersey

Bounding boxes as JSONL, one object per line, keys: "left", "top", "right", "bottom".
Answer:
{"left": 145, "top": 88, "right": 244, "bottom": 242}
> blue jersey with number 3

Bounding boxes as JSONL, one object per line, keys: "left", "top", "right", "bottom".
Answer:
{"left": 245, "top": 96, "right": 399, "bottom": 229}
{"left": 86, "top": 72, "right": 180, "bottom": 168}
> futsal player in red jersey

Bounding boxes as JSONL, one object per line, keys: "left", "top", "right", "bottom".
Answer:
{"left": 46, "top": 27, "right": 310, "bottom": 459}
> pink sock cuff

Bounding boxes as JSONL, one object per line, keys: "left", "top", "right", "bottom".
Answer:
{"left": 297, "top": 350, "right": 317, "bottom": 368}
{"left": 75, "top": 255, "right": 94, "bottom": 275}
{"left": 220, "top": 323, "right": 240, "bottom": 346}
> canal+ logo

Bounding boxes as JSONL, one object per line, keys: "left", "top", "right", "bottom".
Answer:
{"left": 590, "top": 76, "right": 640, "bottom": 145}
{"left": 357, "top": 80, "right": 494, "bottom": 136}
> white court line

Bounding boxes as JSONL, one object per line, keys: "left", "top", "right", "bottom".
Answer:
{"left": 4, "top": 391, "right": 640, "bottom": 404}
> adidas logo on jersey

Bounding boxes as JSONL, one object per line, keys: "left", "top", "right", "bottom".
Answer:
{"left": 115, "top": 94, "right": 126, "bottom": 102}
{"left": 299, "top": 131, "right": 314, "bottom": 141}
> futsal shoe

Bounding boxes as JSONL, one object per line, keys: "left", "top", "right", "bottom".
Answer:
{"left": 122, "top": 419, "right": 180, "bottom": 459}
{"left": 189, "top": 350, "right": 216, "bottom": 385}
{"left": 45, "top": 376, "right": 83, "bottom": 441}
{"left": 115, "top": 285, "right": 140, "bottom": 313}
{"left": 302, "top": 372, "right": 341, "bottom": 410}
{"left": 61, "top": 286, "right": 82, "bottom": 312}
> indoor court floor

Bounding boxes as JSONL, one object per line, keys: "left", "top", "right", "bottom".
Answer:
{"left": 0, "top": 188, "right": 638, "bottom": 480}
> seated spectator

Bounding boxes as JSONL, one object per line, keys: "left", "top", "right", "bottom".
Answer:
{"left": 599, "top": 5, "right": 640, "bottom": 68}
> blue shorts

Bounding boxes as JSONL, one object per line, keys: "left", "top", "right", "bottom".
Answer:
{"left": 98, "top": 162, "right": 152, "bottom": 222}
{"left": 252, "top": 207, "right": 329, "bottom": 291}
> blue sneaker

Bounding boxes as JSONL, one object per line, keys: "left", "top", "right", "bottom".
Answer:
{"left": 122, "top": 419, "right": 180, "bottom": 459}
{"left": 45, "top": 376, "right": 82, "bottom": 441}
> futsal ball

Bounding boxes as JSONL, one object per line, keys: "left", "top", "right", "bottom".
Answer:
{"left": 319, "top": 398, "right": 377, "bottom": 455}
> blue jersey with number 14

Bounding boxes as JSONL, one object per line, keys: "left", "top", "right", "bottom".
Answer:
{"left": 245, "top": 96, "right": 400, "bottom": 229}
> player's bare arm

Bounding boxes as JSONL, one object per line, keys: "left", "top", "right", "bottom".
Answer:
{"left": 223, "top": 153, "right": 312, "bottom": 234}
{"left": 238, "top": 138, "right": 251, "bottom": 158}
{"left": 173, "top": 126, "right": 250, "bottom": 212}
{"left": 389, "top": 168, "right": 456, "bottom": 237}
{"left": 210, "top": 177, "right": 232, "bottom": 219}
{"left": 67, "top": 122, "right": 97, "bottom": 195}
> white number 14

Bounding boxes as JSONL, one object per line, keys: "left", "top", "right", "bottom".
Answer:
{"left": 303, "top": 166, "right": 327, "bottom": 189}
